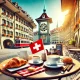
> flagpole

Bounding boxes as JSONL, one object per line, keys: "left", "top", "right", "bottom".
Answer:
{"left": 40, "top": 39, "right": 46, "bottom": 61}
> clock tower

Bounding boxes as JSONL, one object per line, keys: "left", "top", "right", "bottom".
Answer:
{"left": 36, "top": 8, "right": 52, "bottom": 44}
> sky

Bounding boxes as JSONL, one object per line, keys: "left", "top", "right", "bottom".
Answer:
{"left": 12, "top": 0, "right": 61, "bottom": 32}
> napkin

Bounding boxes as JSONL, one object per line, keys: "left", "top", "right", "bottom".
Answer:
{"left": 17, "top": 66, "right": 45, "bottom": 77}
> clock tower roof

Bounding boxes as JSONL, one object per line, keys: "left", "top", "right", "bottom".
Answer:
{"left": 36, "top": 10, "right": 52, "bottom": 23}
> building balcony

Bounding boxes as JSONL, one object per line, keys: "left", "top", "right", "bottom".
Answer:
{"left": 2, "top": 33, "right": 6, "bottom": 36}
{"left": 2, "top": 12, "right": 6, "bottom": 15}
{"left": 7, "top": 25, "right": 10, "bottom": 27}
{"left": 16, "top": 19, "right": 18, "bottom": 21}
{"left": 15, "top": 36, "right": 19, "bottom": 38}
{"left": 10, "top": 16, "right": 13, "bottom": 19}
{"left": 7, "top": 15, "right": 10, "bottom": 17}
{"left": 10, "top": 35, "right": 13, "bottom": 38}
{"left": 2, "top": 24, "right": 6, "bottom": 26}
{"left": 7, "top": 34, "right": 11, "bottom": 37}
{"left": 16, "top": 27, "right": 18, "bottom": 29}
{"left": 18, "top": 28, "right": 20, "bottom": 30}
{"left": 10, "top": 26, "right": 13, "bottom": 29}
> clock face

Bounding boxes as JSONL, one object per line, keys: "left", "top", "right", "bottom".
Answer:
{"left": 42, "top": 14, "right": 45, "bottom": 18}
{"left": 40, "top": 22, "right": 47, "bottom": 33}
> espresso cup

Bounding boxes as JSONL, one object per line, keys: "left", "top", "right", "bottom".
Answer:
{"left": 32, "top": 56, "right": 40, "bottom": 63}
{"left": 47, "top": 56, "right": 60, "bottom": 66}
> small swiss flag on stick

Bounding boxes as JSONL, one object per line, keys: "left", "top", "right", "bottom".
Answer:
{"left": 29, "top": 39, "right": 44, "bottom": 54}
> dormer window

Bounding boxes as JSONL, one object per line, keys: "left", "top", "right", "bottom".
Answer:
{"left": 42, "top": 14, "right": 45, "bottom": 18}
{"left": 2, "top": 8, "right": 6, "bottom": 15}
{"left": 16, "top": 16, "right": 18, "bottom": 21}
{"left": 7, "top": 11, "right": 10, "bottom": 17}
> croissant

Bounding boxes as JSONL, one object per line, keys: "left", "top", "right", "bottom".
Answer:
{"left": 4, "top": 57, "right": 27, "bottom": 69}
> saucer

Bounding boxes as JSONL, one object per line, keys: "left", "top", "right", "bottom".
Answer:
{"left": 44, "top": 61, "right": 64, "bottom": 68}
{"left": 28, "top": 60, "right": 43, "bottom": 65}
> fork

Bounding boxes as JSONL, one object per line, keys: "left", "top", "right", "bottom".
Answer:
{"left": 61, "top": 64, "right": 74, "bottom": 74}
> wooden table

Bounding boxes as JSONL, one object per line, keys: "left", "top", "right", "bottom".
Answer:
{"left": 68, "top": 49, "right": 80, "bottom": 61}
{"left": 0, "top": 55, "right": 80, "bottom": 80}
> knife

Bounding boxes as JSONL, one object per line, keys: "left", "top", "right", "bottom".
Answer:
{"left": 62, "top": 65, "right": 69, "bottom": 71}
{"left": 67, "top": 64, "right": 74, "bottom": 71}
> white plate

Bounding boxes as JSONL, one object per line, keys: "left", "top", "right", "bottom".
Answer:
{"left": 44, "top": 61, "right": 64, "bottom": 68}
{"left": 28, "top": 60, "right": 43, "bottom": 65}
{"left": 7, "top": 64, "right": 30, "bottom": 72}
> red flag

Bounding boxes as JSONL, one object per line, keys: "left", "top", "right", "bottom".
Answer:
{"left": 29, "top": 39, "right": 44, "bottom": 54}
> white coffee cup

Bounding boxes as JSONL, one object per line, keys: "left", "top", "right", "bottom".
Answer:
{"left": 47, "top": 56, "right": 60, "bottom": 66}
{"left": 32, "top": 56, "right": 40, "bottom": 63}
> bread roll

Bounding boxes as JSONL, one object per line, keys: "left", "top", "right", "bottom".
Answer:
{"left": 28, "top": 67, "right": 35, "bottom": 72}
{"left": 62, "top": 57, "right": 73, "bottom": 64}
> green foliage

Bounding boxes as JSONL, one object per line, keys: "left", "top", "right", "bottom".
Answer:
{"left": 69, "top": 39, "right": 76, "bottom": 45}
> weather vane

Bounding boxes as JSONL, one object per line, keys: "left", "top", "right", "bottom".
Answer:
{"left": 43, "top": 0, "right": 46, "bottom": 13}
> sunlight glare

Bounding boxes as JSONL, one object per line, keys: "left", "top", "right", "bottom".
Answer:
{"left": 58, "top": 10, "right": 69, "bottom": 27}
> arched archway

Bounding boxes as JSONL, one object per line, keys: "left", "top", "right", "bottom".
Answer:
{"left": 3, "top": 39, "right": 13, "bottom": 48}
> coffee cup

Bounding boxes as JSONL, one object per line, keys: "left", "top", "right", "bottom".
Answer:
{"left": 47, "top": 56, "right": 60, "bottom": 66}
{"left": 32, "top": 56, "right": 40, "bottom": 63}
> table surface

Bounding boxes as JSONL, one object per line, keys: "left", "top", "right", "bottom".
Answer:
{"left": 0, "top": 55, "right": 80, "bottom": 80}
{"left": 68, "top": 48, "right": 80, "bottom": 52}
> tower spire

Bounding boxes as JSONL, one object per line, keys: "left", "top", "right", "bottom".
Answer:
{"left": 43, "top": 0, "right": 46, "bottom": 13}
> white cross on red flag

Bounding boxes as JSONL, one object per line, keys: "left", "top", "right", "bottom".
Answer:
{"left": 29, "top": 39, "right": 44, "bottom": 54}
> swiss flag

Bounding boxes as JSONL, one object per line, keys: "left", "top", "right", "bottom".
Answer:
{"left": 29, "top": 39, "right": 44, "bottom": 54}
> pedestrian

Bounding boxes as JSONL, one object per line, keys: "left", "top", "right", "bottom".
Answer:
{"left": 6, "top": 42, "right": 12, "bottom": 48}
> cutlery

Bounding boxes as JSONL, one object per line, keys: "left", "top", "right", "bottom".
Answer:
{"left": 67, "top": 64, "right": 74, "bottom": 71}
{"left": 61, "top": 65, "right": 69, "bottom": 74}
{"left": 61, "top": 64, "right": 74, "bottom": 74}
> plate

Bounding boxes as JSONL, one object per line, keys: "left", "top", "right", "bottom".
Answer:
{"left": 7, "top": 64, "right": 30, "bottom": 72}
{"left": 28, "top": 60, "right": 43, "bottom": 65}
{"left": 44, "top": 61, "right": 64, "bottom": 68}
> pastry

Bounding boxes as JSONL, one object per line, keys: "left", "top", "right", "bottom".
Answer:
{"left": 27, "top": 67, "right": 35, "bottom": 72}
{"left": 62, "top": 57, "right": 73, "bottom": 64}
{"left": 4, "top": 57, "right": 27, "bottom": 69}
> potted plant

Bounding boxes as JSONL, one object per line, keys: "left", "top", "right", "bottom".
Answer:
{"left": 69, "top": 39, "right": 76, "bottom": 46}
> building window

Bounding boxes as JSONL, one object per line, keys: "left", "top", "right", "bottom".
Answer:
{"left": 7, "top": 30, "right": 9, "bottom": 34}
{"left": 16, "top": 16, "right": 18, "bottom": 21}
{"left": 19, "top": 25, "right": 20, "bottom": 30}
{"left": 22, "top": 27, "right": 23, "bottom": 31}
{"left": 22, "top": 34, "right": 23, "bottom": 37}
{"left": 16, "top": 32, "right": 18, "bottom": 36}
{"left": 7, "top": 21, "right": 10, "bottom": 26}
{"left": 10, "top": 14, "right": 13, "bottom": 19}
{"left": 11, "top": 31, "right": 13, "bottom": 35}
{"left": 2, "top": 19, "right": 6, "bottom": 26}
{"left": 16, "top": 24, "right": 18, "bottom": 29}
{"left": 6, "top": 11, "right": 10, "bottom": 17}
{"left": 2, "top": 29, "right": 6, "bottom": 36}
{"left": 19, "top": 33, "right": 20, "bottom": 36}
{"left": 2, "top": 29, "right": 6, "bottom": 34}
{"left": 11, "top": 23, "right": 13, "bottom": 26}
{"left": 2, "top": 8, "right": 6, "bottom": 15}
